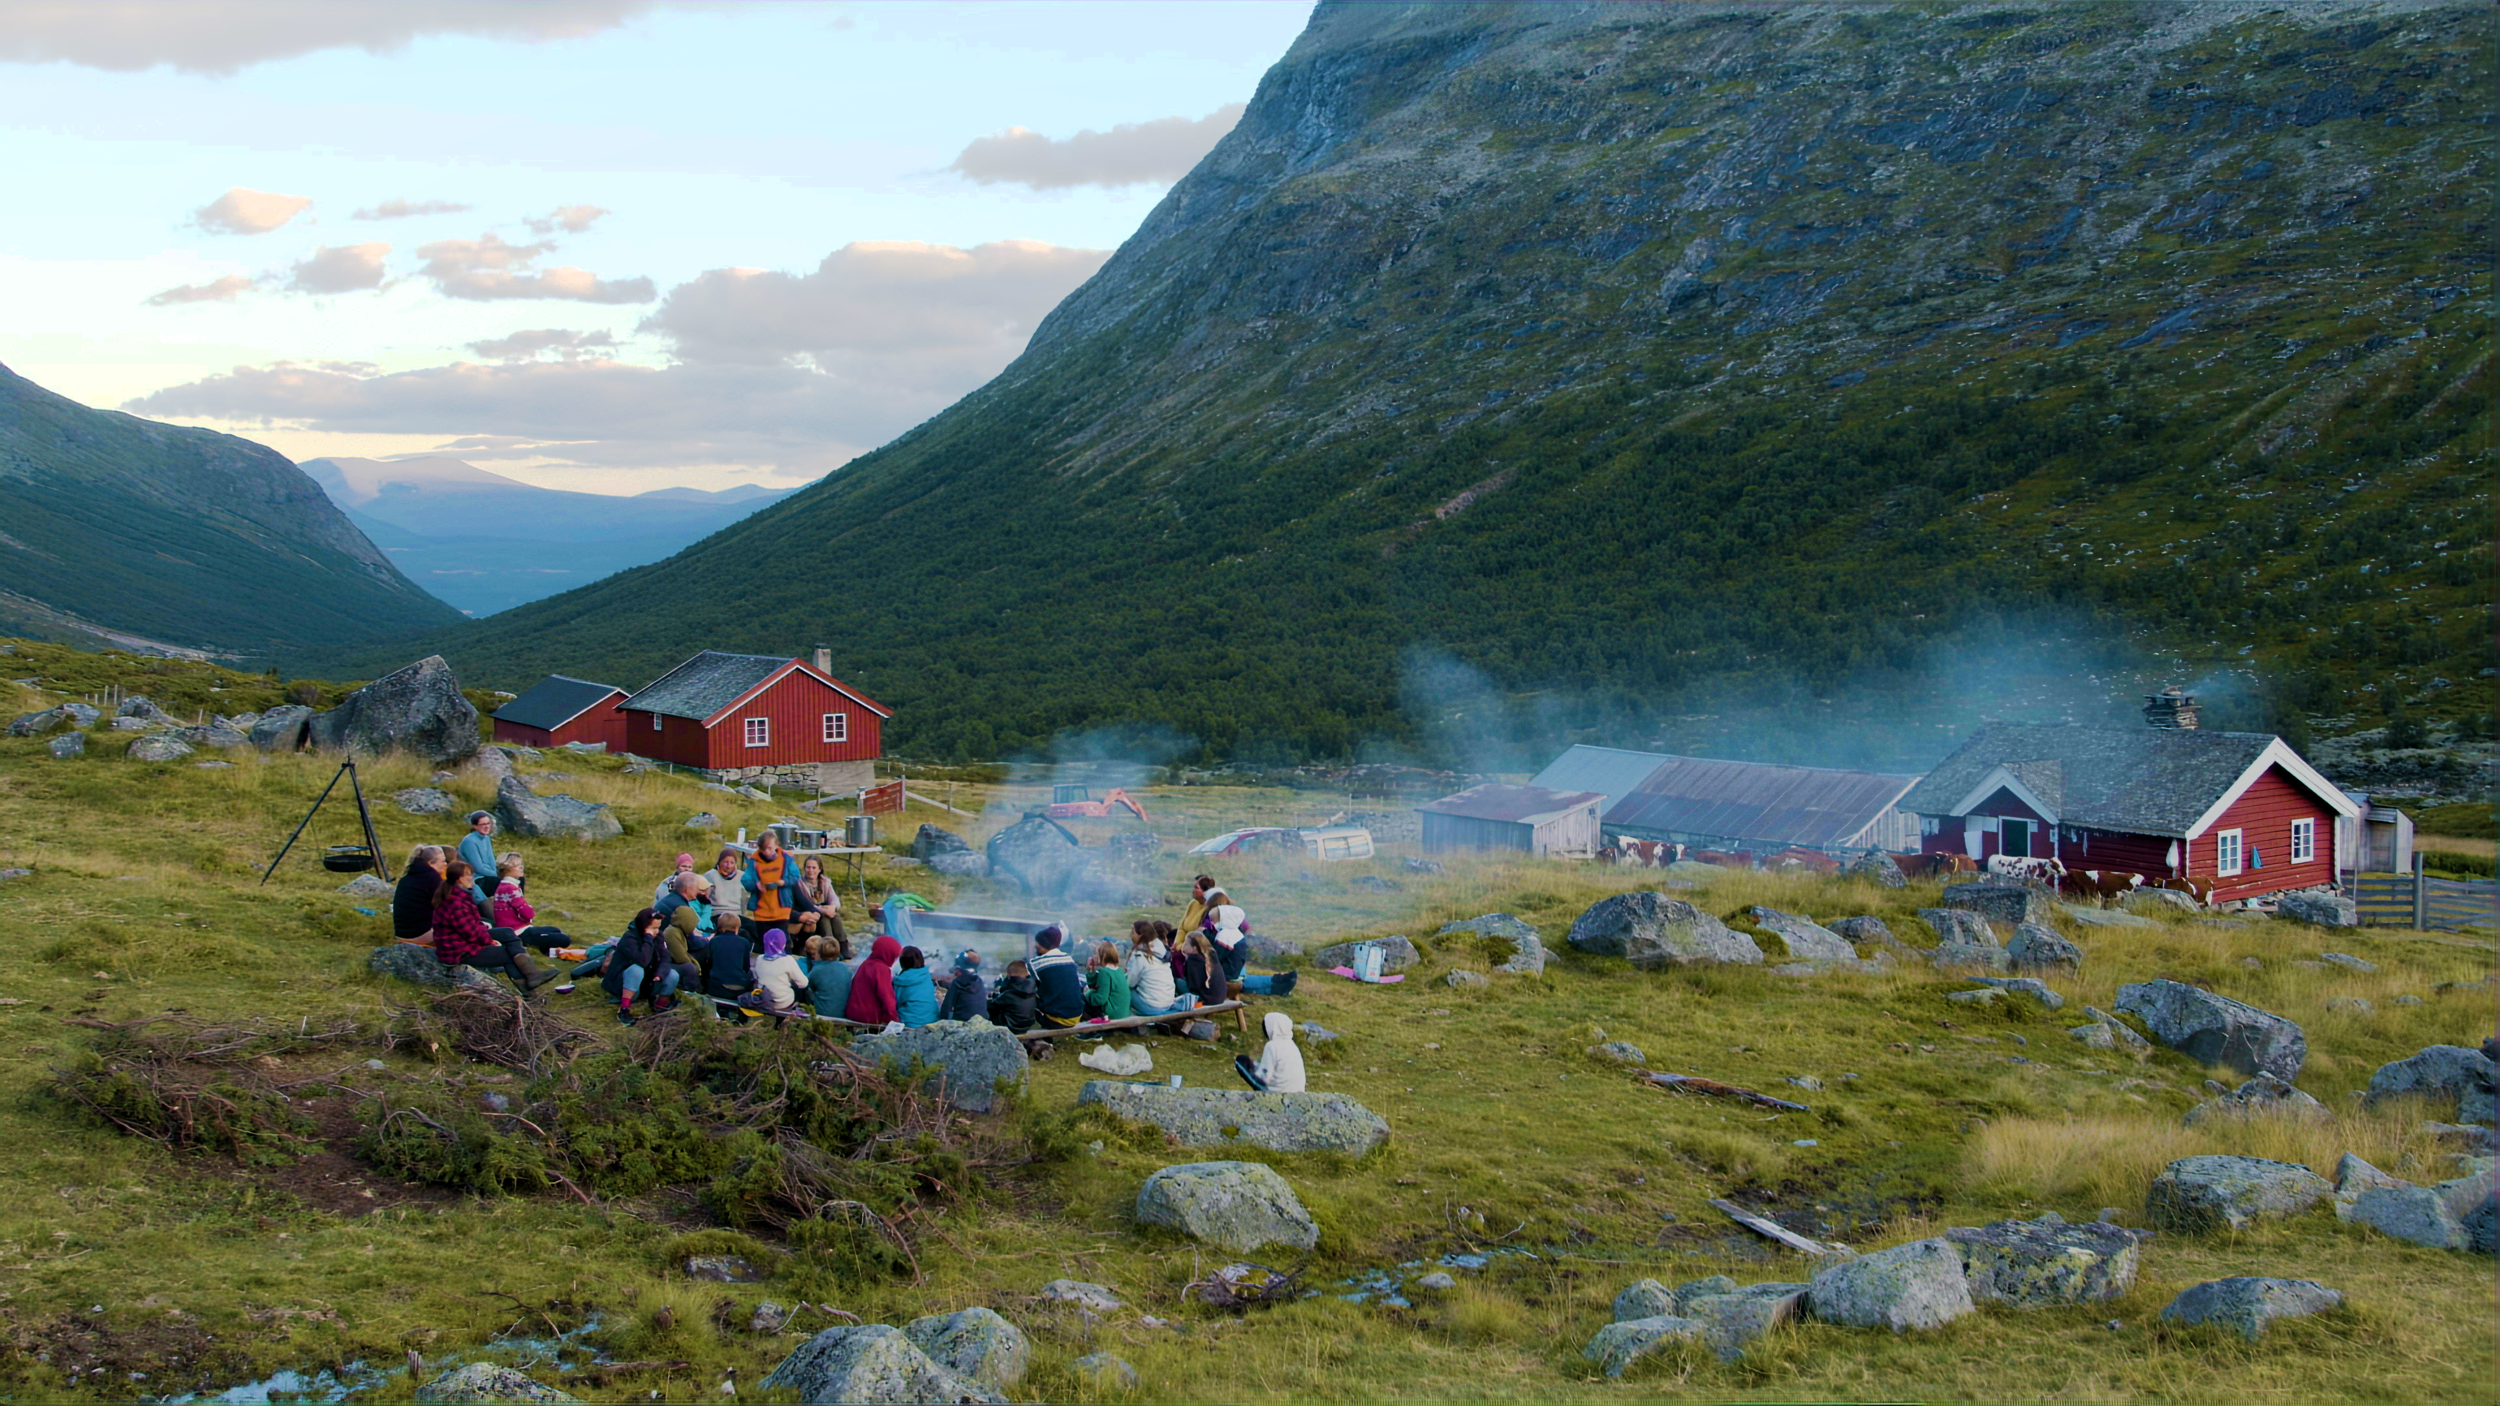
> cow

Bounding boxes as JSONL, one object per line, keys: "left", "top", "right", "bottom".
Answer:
{"left": 2062, "top": 867, "right": 2145, "bottom": 906}
{"left": 1692, "top": 848, "right": 1751, "bottom": 870}
{"left": 1595, "top": 845, "right": 1624, "bottom": 866}
{"left": 1986, "top": 854, "right": 2068, "bottom": 888}
{"left": 1918, "top": 853, "right": 1980, "bottom": 879}
{"left": 2152, "top": 876, "right": 2216, "bottom": 906}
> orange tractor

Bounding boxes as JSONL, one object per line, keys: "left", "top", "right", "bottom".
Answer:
{"left": 1041, "top": 785, "right": 1149, "bottom": 822}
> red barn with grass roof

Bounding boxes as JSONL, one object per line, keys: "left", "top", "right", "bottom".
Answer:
{"left": 617, "top": 648, "right": 889, "bottom": 789}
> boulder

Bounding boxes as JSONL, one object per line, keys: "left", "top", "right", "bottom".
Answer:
{"left": 2069, "top": 1022, "right": 2117, "bottom": 1050}
{"left": 127, "top": 734, "right": 194, "bottom": 763}
{"left": 1310, "top": 934, "right": 1420, "bottom": 971}
{"left": 1611, "top": 1279, "right": 1677, "bottom": 1321}
{"left": 368, "top": 945, "right": 506, "bottom": 994}
{"left": 1943, "top": 1214, "right": 2142, "bottom": 1307}
{"left": 2332, "top": 1153, "right": 2407, "bottom": 1221}
{"left": 1946, "top": 989, "right": 2004, "bottom": 1008}
{"left": 2122, "top": 886, "right": 2203, "bottom": 917}
{"left": 1962, "top": 976, "right": 2065, "bottom": 1010}
{"left": 396, "top": 787, "right": 458, "bottom": 817}
{"left": 683, "top": 1255, "right": 763, "bottom": 1283}
{"left": 108, "top": 716, "right": 149, "bottom": 731}
{"left": 984, "top": 815, "right": 1088, "bottom": 898}
{"left": 854, "top": 1020, "right": 1029, "bottom": 1114}
{"left": 337, "top": 873, "right": 393, "bottom": 898}
{"left": 1918, "top": 908, "right": 1995, "bottom": 946}
{"left": 412, "top": 1362, "right": 583, "bottom": 1403}
{"left": 1444, "top": 969, "right": 1489, "bottom": 990}
{"left": 2275, "top": 890, "right": 2359, "bottom": 928}
{"left": 2158, "top": 1278, "right": 2342, "bottom": 1340}
{"left": 1243, "top": 928, "right": 1303, "bottom": 964}
{"left": 1037, "top": 1280, "right": 1124, "bottom": 1313}
{"left": 1591, "top": 1041, "right": 1646, "bottom": 1065}
{"left": 1566, "top": 893, "right": 1762, "bottom": 968}
{"left": 750, "top": 1301, "right": 788, "bottom": 1334}
{"left": 469, "top": 746, "right": 516, "bottom": 783}
{"left": 1069, "top": 1353, "right": 1137, "bottom": 1390}
{"left": 1077, "top": 1083, "right": 1389, "bottom": 1155}
{"left": 247, "top": 704, "right": 315, "bottom": 751}
{"left": 759, "top": 1325, "right": 1005, "bottom": 1405}
{"left": 1582, "top": 1316, "right": 1703, "bottom": 1377}
{"left": 1744, "top": 907, "right": 1856, "bottom": 962}
{"left": 902, "top": 1307, "right": 1029, "bottom": 1391}
{"left": 2082, "top": 1005, "right": 2151, "bottom": 1049}
{"left": 2345, "top": 1184, "right": 2468, "bottom": 1250}
{"left": 2006, "top": 923, "right": 2082, "bottom": 972}
{"left": 175, "top": 723, "right": 250, "bottom": 749}
{"left": 2062, "top": 904, "right": 2153, "bottom": 928}
{"left": 2182, "top": 1073, "right": 2328, "bottom": 1127}
{"left": 1806, "top": 1237, "right": 1975, "bottom": 1332}
{"left": 307, "top": 656, "right": 480, "bottom": 767}
{"left": 2114, "top": 980, "right": 2307, "bottom": 1080}
{"left": 46, "top": 732, "right": 85, "bottom": 759}
{"left": 1929, "top": 940, "right": 2012, "bottom": 972}
{"left": 912, "top": 824, "right": 972, "bottom": 861}
{"left": 929, "top": 851, "right": 987, "bottom": 879}
{"left": 1494, "top": 930, "right": 1550, "bottom": 974}
{"left": 2318, "top": 952, "right": 2377, "bottom": 973}
{"left": 1840, "top": 850, "right": 1908, "bottom": 888}
{"left": 1441, "top": 914, "right": 1548, "bottom": 973}
{"left": 2145, "top": 1155, "right": 2330, "bottom": 1232}
{"left": 116, "top": 695, "right": 171, "bottom": 721}
{"left": 9, "top": 704, "right": 95, "bottom": 736}
{"left": 1134, "top": 1161, "right": 1318, "bottom": 1253}
{"left": 495, "top": 774, "right": 622, "bottom": 842}
{"left": 1943, "top": 881, "right": 2055, "bottom": 927}
{"left": 2364, "top": 1045, "right": 2498, "bottom": 1126}
{"left": 1678, "top": 1286, "right": 1809, "bottom": 1362}
{"left": 683, "top": 812, "right": 721, "bottom": 831}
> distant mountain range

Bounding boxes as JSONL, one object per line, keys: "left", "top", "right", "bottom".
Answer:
{"left": 302, "top": 457, "right": 799, "bottom": 616}
{"left": 0, "top": 361, "right": 461, "bottom": 658}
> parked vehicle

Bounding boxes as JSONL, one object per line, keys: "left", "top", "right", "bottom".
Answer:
{"left": 1187, "top": 825, "right": 1375, "bottom": 861}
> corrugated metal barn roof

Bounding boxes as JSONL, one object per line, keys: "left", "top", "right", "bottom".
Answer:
{"left": 1416, "top": 782, "right": 1607, "bottom": 824}
{"left": 1530, "top": 745, "right": 1686, "bottom": 819}
{"left": 1594, "top": 754, "right": 1920, "bottom": 849}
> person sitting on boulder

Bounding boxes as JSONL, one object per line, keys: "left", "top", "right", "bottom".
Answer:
{"left": 433, "top": 859, "right": 555, "bottom": 992}
{"left": 1028, "top": 926, "right": 1086, "bottom": 1034}
{"left": 392, "top": 845, "right": 445, "bottom": 944}
{"left": 935, "top": 948, "right": 987, "bottom": 1023}
{"left": 1233, "top": 1011, "right": 1306, "bottom": 1093}
{"left": 986, "top": 959, "right": 1040, "bottom": 1034}
{"left": 603, "top": 908, "right": 681, "bottom": 1024}
{"left": 745, "top": 927, "right": 811, "bottom": 1018}
{"left": 843, "top": 933, "right": 902, "bottom": 1026}
{"left": 803, "top": 933, "right": 853, "bottom": 1020}
{"left": 1083, "top": 940, "right": 1132, "bottom": 1022}
{"left": 893, "top": 945, "right": 939, "bottom": 1028}
{"left": 456, "top": 811, "right": 500, "bottom": 913}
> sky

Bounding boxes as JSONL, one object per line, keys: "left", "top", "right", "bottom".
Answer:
{"left": 0, "top": 0, "right": 1316, "bottom": 495}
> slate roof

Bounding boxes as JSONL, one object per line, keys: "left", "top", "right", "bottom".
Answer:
{"left": 618, "top": 651, "right": 791, "bottom": 723}
{"left": 1416, "top": 783, "right": 1606, "bottom": 825}
{"left": 1598, "top": 754, "right": 1922, "bottom": 849}
{"left": 492, "top": 674, "right": 625, "bottom": 732}
{"left": 1897, "top": 723, "right": 2287, "bottom": 838}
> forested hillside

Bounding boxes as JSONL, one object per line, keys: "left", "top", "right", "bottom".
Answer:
{"left": 342, "top": 0, "right": 2493, "bottom": 766}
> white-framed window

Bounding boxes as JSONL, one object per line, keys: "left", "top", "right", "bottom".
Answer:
{"left": 743, "top": 716, "right": 769, "bottom": 748}
{"left": 823, "top": 712, "right": 847, "bottom": 743}
{"left": 652, "top": 712, "right": 662, "bottom": 732}
{"left": 2289, "top": 818, "right": 2315, "bottom": 864}
{"left": 2215, "top": 829, "right": 2243, "bottom": 876}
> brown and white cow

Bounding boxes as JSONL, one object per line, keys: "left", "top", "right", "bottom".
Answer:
{"left": 2061, "top": 867, "right": 2145, "bottom": 906}
{"left": 1986, "top": 854, "right": 2068, "bottom": 888}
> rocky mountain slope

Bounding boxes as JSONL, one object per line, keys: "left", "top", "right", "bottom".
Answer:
{"left": 0, "top": 363, "right": 463, "bottom": 657}
{"left": 304, "top": 457, "right": 796, "bottom": 616}
{"left": 385, "top": 0, "right": 2490, "bottom": 764}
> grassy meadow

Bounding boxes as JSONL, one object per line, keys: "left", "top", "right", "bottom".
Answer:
{"left": 0, "top": 710, "right": 2492, "bottom": 1402}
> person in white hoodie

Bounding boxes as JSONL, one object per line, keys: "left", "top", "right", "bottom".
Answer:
{"left": 1125, "top": 920, "right": 1195, "bottom": 1017}
{"left": 1234, "top": 1011, "right": 1306, "bottom": 1093}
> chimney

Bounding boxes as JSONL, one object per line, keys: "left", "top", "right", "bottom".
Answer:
{"left": 2143, "top": 687, "right": 2199, "bottom": 730}
{"left": 812, "top": 644, "right": 832, "bottom": 676}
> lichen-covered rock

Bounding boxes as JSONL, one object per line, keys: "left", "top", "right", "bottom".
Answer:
{"left": 1929, "top": 940, "right": 2012, "bottom": 972}
{"left": 495, "top": 774, "right": 622, "bottom": 842}
{"left": 412, "top": 1362, "right": 584, "bottom": 1403}
{"left": 307, "top": 656, "right": 479, "bottom": 766}
{"left": 1069, "top": 1353, "right": 1137, "bottom": 1389}
{"left": 2182, "top": 1073, "right": 2328, "bottom": 1127}
{"left": 1943, "top": 1214, "right": 2142, "bottom": 1307}
{"left": 1582, "top": 1315, "right": 1703, "bottom": 1377}
{"left": 2158, "top": 1278, "right": 2342, "bottom": 1340}
{"left": 116, "top": 695, "right": 170, "bottom": 721}
{"left": 46, "top": 732, "right": 85, "bottom": 759}
{"left": 1566, "top": 892, "right": 1761, "bottom": 968}
{"left": 2332, "top": 1152, "right": 2406, "bottom": 1221}
{"left": 2275, "top": 890, "right": 2359, "bottom": 928}
{"left": 1942, "top": 882, "right": 2053, "bottom": 928}
{"left": 2006, "top": 923, "right": 2082, "bottom": 972}
{"left": 396, "top": 787, "right": 458, "bottom": 816}
{"left": 1841, "top": 850, "right": 1908, "bottom": 888}
{"left": 175, "top": 722, "right": 250, "bottom": 749}
{"left": 367, "top": 944, "right": 505, "bottom": 993}
{"left": 337, "top": 873, "right": 393, "bottom": 898}
{"left": 1441, "top": 914, "right": 1548, "bottom": 973}
{"left": 1678, "top": 1285, "right": 1808, "bottom": 1361}
{"left": 1611, "top": 1279, "right": 1676, "bottom": 1321}
{"left": 1310, "top": 934, "right": 1420, "bottom": 971}
{"left": 2345, "top": 1184, "right": 2468, "bottom": 1250}
{"left": 247, "top": 704, "right": 316, "bottom": 751}
{"left": 2114, "top": 979, "right": 2307, "bottom": 1081}
{"left": 1807, "top": 1238, "right": 1974, "bottom": 1332}
{"left": 2365, "top": 1045, "right": 2498, "bottom": 1126}
{"left": 1444, "top": 969, "right": 1489, "bottom": 989}
{"left": 10, "top": 704, "right": 92, "bottom": 736}
{"left": 1963, "top": 976, "right": 2065, "bottom": 1009}
{"left": 760, "top": 1325, "right": 1004, "bottom": 1405}
{"left": 1077, "top": 1083, "right": 1389, "bottom": 1155}
{"left": 903, "top": 1307, "right": 1029, "bottom": 1390}
{"left": 1918, "top": 908, "right": 1996, "bottom": 946}
{"left": 854, "top": 1020, "right": 1030, "bottom": 1114}
{"left": 2318, "top": 952, "right": 2377, "bottom": 973}
{"left": 1135, "top": 1161, "right": 1318, "bottom": 1252}
{"left": 127, "top": 734, "right": 195, "bottom": 762}
{"left": 2122, "top": 886, "right": 2203, "bottom": 916}
{"left": 1038, "top": 1280, "right": 1125, "bottom": 1313}
{"left": 1591, "top": 1041, "right": 1646, "bottom": 1065}
{"left": 1744, "top": 907, "right": 1856, "bottom": 962}
{"left": 2145, "top": 1155, "right": 2330, "bottom": 1232}
{"left": 1830, "top": 916, "right": 1903, "bottom": 948}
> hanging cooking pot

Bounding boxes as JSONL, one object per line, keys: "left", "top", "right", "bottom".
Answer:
{"left": 322, "top": 844, "right": 377, "bottom": 873}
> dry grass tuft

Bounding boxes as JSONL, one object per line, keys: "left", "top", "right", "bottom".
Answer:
{"left": 1966, "top": 1102, "right": 2451, "bottom": 1207}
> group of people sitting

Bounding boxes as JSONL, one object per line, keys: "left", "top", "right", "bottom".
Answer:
{"left": 390, "top": 809, "right": 576, "bottom": 993}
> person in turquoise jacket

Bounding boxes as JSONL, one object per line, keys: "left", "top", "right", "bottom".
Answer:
{"left": 893, "top": 945, "right": 939, "bottom": 1027}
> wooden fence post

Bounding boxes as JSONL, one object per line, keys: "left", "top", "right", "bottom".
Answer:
{"left": 2413, "top": 850, "right": 2427, "bottom": 931}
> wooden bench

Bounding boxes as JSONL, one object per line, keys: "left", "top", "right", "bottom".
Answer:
{"left": 1013, "top": 1001, "right": 1247, "bottom": 1042}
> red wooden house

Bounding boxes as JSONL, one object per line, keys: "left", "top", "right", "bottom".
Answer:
{"left": 616, "top": 649, "right": 889, "bottom": 788}
{"left": 490, "top": 675, "right": 630, "bottom": 751}
{"left": 1898, "top": 693, "right": 2360, "bottom": 903}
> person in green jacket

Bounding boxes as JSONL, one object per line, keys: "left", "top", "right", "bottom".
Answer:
{"left": 1083, "top": 940, "right": 1132, "bottom": 1022}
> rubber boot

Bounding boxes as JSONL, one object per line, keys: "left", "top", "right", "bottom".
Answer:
{"left": 513, "top": 950, "right": 559, "bottom": 992}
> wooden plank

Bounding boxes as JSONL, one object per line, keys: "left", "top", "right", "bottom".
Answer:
{"left": 1708, "top": 1198, "right": 1842, "bottom": 1257}
{"left": 1013, "top": 1002, "right": 1246, "bottom": 1041}
{"left": 1641, "top": 1071, "right": 1811, "bottom": 1112}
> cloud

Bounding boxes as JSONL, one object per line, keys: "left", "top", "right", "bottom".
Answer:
{"left": 353, "top": 198, "right": 471, "bottom": 220}
{"left": 143, "top": 273, "right": 257, "bottom": 306}
{"left": 641, "top": 239, "right": 1108, "bottom": 367}
{"left": 0, "top": 1, "right": 653, "bottom": 76}
{"left": 415, "top": 232, "right": 654, "bottom": 303}
{"left": 524, "top": 204, "right": 608, "bottom": 235}
{"left": 191, "top": 186, "right": 312, "bottom": 235}
{"left": 947, "top": 103, "right": 1244, "bottom": 190}
{"left": 285, "top": 241, "right": 391, "bottom": 293}
{"left": 467, "top": 328, "right": 619, "bottom": 361}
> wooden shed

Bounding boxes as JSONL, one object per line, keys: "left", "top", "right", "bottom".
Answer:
{"left": 1416, "top": 783, "right": 1605, "bottom": 859}
{"left": 490, "top": 675, "right": 628, "bottom": 751}
{"left": 617, "top": 649, "right": 889, "bottom": 790}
